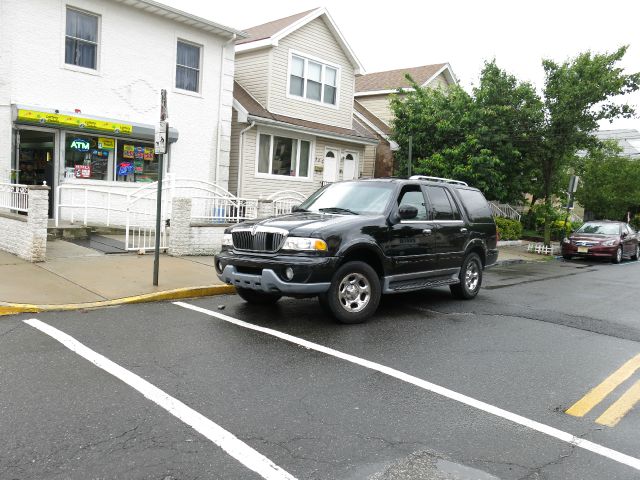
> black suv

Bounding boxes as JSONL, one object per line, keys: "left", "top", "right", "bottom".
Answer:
{"left": 215, "top": 177, "right": 498, "bottom": 323}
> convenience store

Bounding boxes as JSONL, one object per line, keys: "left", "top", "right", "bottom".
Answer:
{"left": 11, "top": 106, "right": 178, "bottom": 216}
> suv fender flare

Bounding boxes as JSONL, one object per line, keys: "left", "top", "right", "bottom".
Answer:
{"left": 463, "top": 239, "right": 488, "bottom": 266}
{"left": 337, "top": 241, "right": 388, "bottom": 277}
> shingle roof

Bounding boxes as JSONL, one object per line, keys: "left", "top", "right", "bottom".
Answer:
{"left": 233, "top": 82, "right": 377, "bottom": 143}
{"left": 236, "top": 8, "right": 318, "bottom": 45}
{"left": 353, "top": 100, "right": 391, "bottom": 135}
{"left": 355, "top": 63, "right": 447, "bottom": 93}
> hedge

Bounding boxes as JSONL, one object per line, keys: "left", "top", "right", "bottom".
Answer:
{"left": 495, "top": 217, "right": 523, "bottom": 240}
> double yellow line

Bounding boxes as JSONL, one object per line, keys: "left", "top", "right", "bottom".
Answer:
{"left": 566, "top": 353, "right": 640, "bottom": 427}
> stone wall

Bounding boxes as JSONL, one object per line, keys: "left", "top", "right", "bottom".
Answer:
{"left": 0, "top": 186, "right": 49, "bottom": 262}
{"left": 168, "top": 197, "right": 227, "bottom": 256}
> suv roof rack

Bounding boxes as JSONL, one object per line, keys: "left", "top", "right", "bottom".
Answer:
{"left": 409, "top": 175, "right": 468, "bottom": 186}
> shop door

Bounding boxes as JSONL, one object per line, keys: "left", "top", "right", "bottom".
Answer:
{"left": 17, "top": 129, "right": 56, "bottom": 216}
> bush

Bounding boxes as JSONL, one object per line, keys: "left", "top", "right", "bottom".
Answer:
{"left": 631, "top": 213, "right": 640, "bottom": 231}
{"left": 495, "top": 217, "right": 523, "bottom": 240}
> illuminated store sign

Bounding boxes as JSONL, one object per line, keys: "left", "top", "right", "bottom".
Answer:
{"left": 70, "top": 139, "right": 90, "bottom": 152}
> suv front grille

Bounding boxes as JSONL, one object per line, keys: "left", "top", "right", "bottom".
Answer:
{"left": 232, "top": 228, "right": 287, "bottom": 252}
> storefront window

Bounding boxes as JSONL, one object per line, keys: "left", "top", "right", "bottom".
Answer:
{"left": 64, "top": 134, "right": 113, "bottom": 180}
{"left": 116, "top": 141, "right": 158, "bottom": 182}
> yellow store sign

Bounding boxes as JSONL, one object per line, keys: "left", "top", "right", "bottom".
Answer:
{"left": 98, "top": 137, "right": 115, "bottom": 149}
{"left": 17, "top": 109, "right": 133, "bottom": 135}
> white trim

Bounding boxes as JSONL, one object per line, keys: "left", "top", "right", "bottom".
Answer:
{"left": 353, "top": 111, "right": 389, "bottom": 141}
{"left": 232, "top": 99, "right": 249, "bottom": 123}
{"left": 248, "top": 115, "right": 378, "bottom": 146}
{"left": 422, "top": 63, "right": 458, "bottom": 88}
{"left": 62, "top": 5, "right": 102, "bottom": 75}
{"left": 254, "top": 127, "right": 315, "bottom": 182}
{"left": 235, "top": 8, "right": 364, "bottom": 74}
{"left": 285, "top": 49, "right": 341, "bottom": 110}
{"left": 355, "top": 88, "right": 412, "bottom": 97}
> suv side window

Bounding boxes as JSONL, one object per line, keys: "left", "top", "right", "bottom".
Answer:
{"left": 424, "top": 186, "right": 460, "bottom": 221}
{"left": 455, "top": 188, "right": 493, "bottom": 223}
{"left": 398, "top": 185, "right": 428, "bottom": 221}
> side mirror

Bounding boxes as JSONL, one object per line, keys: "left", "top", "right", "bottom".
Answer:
{"left": 398, "top": 204, "right": 418, "bottom": 220}
{"left": 622, "top": 232, "right": 628, "bottom": 238}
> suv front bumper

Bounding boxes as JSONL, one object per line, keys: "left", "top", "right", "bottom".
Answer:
{"left": 215, "top": 251, "right": 338, "bottom": 295}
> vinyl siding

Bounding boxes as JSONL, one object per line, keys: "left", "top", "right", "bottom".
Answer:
{"left": 362, "top": 144, "right": 376, "bottom": 178}
{"left": 239, "top": 126, "right": 365, "bottom": 199}
{"left": 235, "top": 49, "right": 270, "bottom": 106}
{"left": 267, "top": 17, "right": 354, "bottom": 130}
{"left": 356, "top": 95, "right": 394, "bottom": 125}
{"left": 428, "top": 72, "right": 450, "bottom": 89}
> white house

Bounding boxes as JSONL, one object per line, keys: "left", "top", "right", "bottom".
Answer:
{"left": 0, "top": 0, "right": 245, "bottom": 218}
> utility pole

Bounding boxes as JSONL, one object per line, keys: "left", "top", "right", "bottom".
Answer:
{"left": 562, "top": 175, "right": 579, "bottom": 237}
{"left": 153, "top": 90, "right": 168, "bottom": 286}
{"left": 407, "top": 136, "right": 413, "bottom": 178}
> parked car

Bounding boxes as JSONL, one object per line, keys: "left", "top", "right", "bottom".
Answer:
{"left": 561, "top": 220, "right": 639, "bottom": 263}
{"left": 214, "top": 177, "right": 498, "bottom": 324}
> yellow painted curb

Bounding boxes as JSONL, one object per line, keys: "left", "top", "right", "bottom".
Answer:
{"left": 0, "top": 285, "right": 236, "bottom": 317}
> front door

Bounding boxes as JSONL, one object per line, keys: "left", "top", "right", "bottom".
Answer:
{"left": 323, "top": 148, "right": 338, "bottom": 183}
{"left": 383, "top": 184, "right": 438, "bottom": 275}
{"left": 16, "top": 128, "right": 57, "bottom": 217}
{"left": 342, "top": 152, "right": 358, "bottom": 180}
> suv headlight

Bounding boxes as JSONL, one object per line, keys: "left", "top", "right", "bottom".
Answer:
{"left": 602, "top": 239, "right": 618, "bottom": 246}
{"left": 282, "top": 237, "right": 327, "bottom": 252}
{"left": 222, "top": 233, "right": 233, "bottom": 247}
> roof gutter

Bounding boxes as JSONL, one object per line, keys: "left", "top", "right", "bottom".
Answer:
{"left": 247, "top": 115, "right": 378, "bottom": 146}
{"left": 237, "top": 121, "right": 256, "bottom": 197}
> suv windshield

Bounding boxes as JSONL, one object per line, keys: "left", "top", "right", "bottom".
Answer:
{"left": 299, "top": 182, "right": 394, "bottom": 215}
{"left": 576, "top": 222, "right": 620, "bottom": 235}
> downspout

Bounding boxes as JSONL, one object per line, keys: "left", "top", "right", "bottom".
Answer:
{"left": 237, "top": 121, "right": 256, "bottom": 197}
{"left": 215, "top": 34, "right": 236, "bottom": 185}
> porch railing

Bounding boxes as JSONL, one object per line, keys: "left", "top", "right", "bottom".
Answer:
{"left": 488, "top": 202, "right": 522, "bottom": 221}
{"left": 0, "top": 182, "right": 29, "bottom": 213}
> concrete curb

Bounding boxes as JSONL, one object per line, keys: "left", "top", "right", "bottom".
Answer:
{"left": 0, "top": 285, "right": 236, "bottom": 317}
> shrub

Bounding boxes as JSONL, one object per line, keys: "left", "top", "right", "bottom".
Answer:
{"left": 550, "top": 219, "right": 579, "bottom": 240}
{"left": 495, "top": 217, "right": 523, "bottom": 240}
{"left": 631, "top": 213, "right": 640, "bottom": 231}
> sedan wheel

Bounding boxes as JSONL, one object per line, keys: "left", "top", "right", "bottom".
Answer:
{"left": 632, "top": 244, "right": 640, "bottom": 261}
{"left": 613, "top": 246, "right": 623, "bottom": 264}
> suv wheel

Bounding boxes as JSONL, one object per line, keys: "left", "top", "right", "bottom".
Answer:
{"left": 320, "top": 261, "right": 381, "bottom": 324}
{"left": 612, "top": 246, "right": 623, "bottom": 264}
{"left": 450, "top": 253, "right": 483, "bottom": 300}
{"left": 236, "top": 287, "right": 282, "bottom": 304}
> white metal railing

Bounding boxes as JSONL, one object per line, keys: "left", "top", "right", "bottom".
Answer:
{"left": 268, "top": 190, "right": 307, "bottom": 216}
{"left": 55, "top": 184, "right": 131, "bottom": 227}
{"left": 489, "top": 202, "right": 522, "bottom": 221}
{"left": 191, "top": 196, "right": 258, "bottom": 223}
{"left": 0, "top": 182, "right": 29, "bottom": 213}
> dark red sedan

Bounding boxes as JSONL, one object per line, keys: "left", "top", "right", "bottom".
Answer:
{"left": 561, "top": 221, "right": 639, "bottom": 263}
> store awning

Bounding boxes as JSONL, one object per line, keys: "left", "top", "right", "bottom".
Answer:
{"left": 12, "top": 105, "right": 179, "bottom": 143}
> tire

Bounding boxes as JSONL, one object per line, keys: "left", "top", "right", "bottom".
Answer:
{"left": 612, "top": 246, "right": 623, "bottom": 264}
{"left": 450, "top": 253, "right": 483, "bottom": 300}
{"left": 320, "top": 261, "right": 381, "bottom": 324}
{"left": 562, "top": 255, "right": 572, "bottom": 261}
{"left": 236, "top": 287, "right": 282, "bottom": 305}
{"left": 632, "top": 244, "right": 640, "bottom": 261}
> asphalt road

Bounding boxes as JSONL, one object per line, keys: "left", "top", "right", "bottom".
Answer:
{"left": 2, "top": 257, "right": 640, "bottom": 479}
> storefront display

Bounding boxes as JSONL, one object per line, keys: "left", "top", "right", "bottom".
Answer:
{"left": 116, "top": 141, "right": 158, "bottom": 182}
{"left": 65, "top": 134, "right": 112, "bottom": 181}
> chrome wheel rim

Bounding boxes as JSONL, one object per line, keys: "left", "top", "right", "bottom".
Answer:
{"left": 636, "top": 246, "right": 639, "bottom": 259}
{"left": 465, "top": 260, "right": 480, "bottom": 292}
{"left": 617, "top": 248, "right": 622, "bottom": 263}
{"left": 338, "top": 273, "right": 371, "bottom": 313}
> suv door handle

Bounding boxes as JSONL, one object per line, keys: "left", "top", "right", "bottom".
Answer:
{"left": 460, "top": 228, "right": 468, "bottom": 233}
{"left": 422, "top": 229, "right": 432, "bottom": 235}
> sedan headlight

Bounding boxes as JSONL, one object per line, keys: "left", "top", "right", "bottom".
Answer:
{"left": 282, "top": 237, "right": 328, "bottom": 252}
{"left": 222, "top": 233, "right": 233, "bottom": 247}
{"left": 602, "top": 239, "right": 618, "bottom": 246}
{"left": 562, "top": 237, "right": 571, "bottom": 244}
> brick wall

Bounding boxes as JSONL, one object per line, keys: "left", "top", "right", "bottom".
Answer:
{"left": 0, "top": 186, "right": 49, "bottom": 262}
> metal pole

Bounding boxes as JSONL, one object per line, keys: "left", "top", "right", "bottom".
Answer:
{"left": 153, "top": 90, "right": 168, "bottom": 286}
{"left": 407, "top": 136, "right": 412, "bottom": 178}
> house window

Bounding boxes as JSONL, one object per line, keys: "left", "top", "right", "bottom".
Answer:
{"left": 257, "top": 133, "right": 312, "bottom": 178}
{"left": 65, "top": 8, "right": 99, "bottom": 70}
{"left": 288, "top": 54, "right": 339, "bottom": 106}
{"left": 176, "top": 41, "right": 201, "bottom": 92}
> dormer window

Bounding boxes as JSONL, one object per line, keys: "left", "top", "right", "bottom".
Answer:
{"left": 288, "top": 52, "right": 339, "bottom": 106}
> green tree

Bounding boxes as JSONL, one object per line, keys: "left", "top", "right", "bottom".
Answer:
{"left": 538, "top": 46, "right": 640, "bottom": 243}
{"left": 575, "top": 141, "right": 640, "bottom": 220}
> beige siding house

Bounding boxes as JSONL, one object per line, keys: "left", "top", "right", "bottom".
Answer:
{"left": 354, "top": 63, "right": 458, "bottom": 177}
{"left": 229, "top": 8, "right": 378, "bottom": 199}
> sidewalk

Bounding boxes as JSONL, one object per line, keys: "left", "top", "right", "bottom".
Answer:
{"left": 0, "top": 239, "right": 546, "bottom": 315}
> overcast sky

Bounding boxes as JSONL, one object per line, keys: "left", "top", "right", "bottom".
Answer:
{"left": 162, "top": 0, "right": 640, "bottom": 131}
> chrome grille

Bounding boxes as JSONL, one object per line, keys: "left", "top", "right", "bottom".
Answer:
{"left": 232, "top": 227, "right": 287, "bottom": 252}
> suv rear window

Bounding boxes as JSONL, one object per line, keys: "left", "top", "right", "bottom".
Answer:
{"left": 456, "top": 188, "right": 493, "bottom": 223}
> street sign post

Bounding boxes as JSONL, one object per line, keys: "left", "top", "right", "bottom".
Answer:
{"left": 153, "top": 90, "right": 168, "bottom": 286}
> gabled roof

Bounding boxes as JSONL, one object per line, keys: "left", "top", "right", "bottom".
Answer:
{"left": 595, "top": 129, "right": 640, "bottom": 159}
{"left": 233, "top": 82, "right": 377, "bottom": 145}
{"left": 353, "top": 100, "right": 391, "bottom": 136}
{"left": 235, "top": 8, "right": 364, "bottom": 74}
{"left": 110, "top": 0, "right": 246, "bottom": 39}
{"left": 355, "top": 63, "right": 457, "bottom": 96}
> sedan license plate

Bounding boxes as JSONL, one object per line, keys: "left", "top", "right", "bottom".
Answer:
{"left": 577, "top": 246, "right": 588, "bottom": 253}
